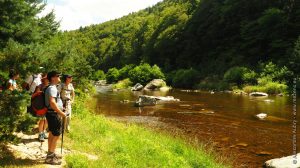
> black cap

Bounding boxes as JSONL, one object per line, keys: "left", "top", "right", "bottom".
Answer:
{"left": 47, "top": 71, "right": 61, "bottom": 81}
{"left": 64, "top": 74, "right": 72, "bottom": 78}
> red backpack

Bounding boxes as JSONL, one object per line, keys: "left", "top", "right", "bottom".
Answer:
{"left": 28, "top": 86, "right": 51, "bottom": 116}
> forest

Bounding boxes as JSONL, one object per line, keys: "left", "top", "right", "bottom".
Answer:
{"left": 0, "top": 1, "right": 299, "bottom": 167}
{"left": 0, "top": 0, "right": 299, "bottom": 91}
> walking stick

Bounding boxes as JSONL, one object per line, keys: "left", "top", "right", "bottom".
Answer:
{"left": 61, "top": 116, "right": 65, "bottom": 155}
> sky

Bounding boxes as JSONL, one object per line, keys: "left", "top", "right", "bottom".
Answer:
{"left": 43, "top": 0, "right": 163, "bottom": 31}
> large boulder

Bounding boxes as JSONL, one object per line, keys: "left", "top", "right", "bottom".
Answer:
{"left": 131, "top": 83, "right": 143, "bottom": 91}
{"left": 134, "top": 95, "right": 157, "bottom": 107}
{"left": 144, "top": 79, "right": 167, "bottom": 90}
{"left": 264, "top": 153, "right": 300, "bottom": 168}
{"left": 134, "top": 95, "right": 180, "bottom": 107}
{"left": 249, "top": 92, "right": 268, "bottom": 97}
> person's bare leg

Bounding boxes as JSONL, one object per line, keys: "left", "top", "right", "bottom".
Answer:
{"left": 49, "top": 135, "right": 60, "bottom": 153}
{"left": 44, "top": 120, "right": 48, "bottom": 131}
{"left": 48, "top": 132, "right": 53, "bottom": 151}
{"left": 38, "top": 119, "right": 44, "bottom": 133}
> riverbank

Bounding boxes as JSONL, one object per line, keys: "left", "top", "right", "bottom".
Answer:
{"left": 63, "top": 95, "right": 231, "bottom": 168}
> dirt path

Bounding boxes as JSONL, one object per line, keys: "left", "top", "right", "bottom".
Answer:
{"left": 2, "top": 132, "right": 98, "bottom": 168}
{"left": 4, "top": 132, "right": 69, "bottom": 168}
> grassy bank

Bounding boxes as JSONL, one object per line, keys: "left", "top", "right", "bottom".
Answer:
{"left": 64, "top": 95, "right": 231, "bottom": 168}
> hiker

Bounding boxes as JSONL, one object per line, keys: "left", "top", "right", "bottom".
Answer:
{"left": 34, "top": 73, "right": 49, "bottom": 141}
{"left": 23, "top": 73, "right": 42, "bottom": 94}
{"left": 44, "top": 71, "right": 66, "bottom": 165}
{"left": 7, "top": 69, "right": 19, "bottom": 91}
{"left": 58, "top": 74, "right": 75, "bottom": 132}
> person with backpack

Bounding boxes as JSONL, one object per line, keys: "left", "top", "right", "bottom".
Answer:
{"left": 44, "top": 71, "right": 66, "bottom": 165}
{"left": 34, "top": 73, "right": 49, "bottom": 141}
{"left": 58, "top": 74, "right": 75, "bottom": 132}
{"left": 23, "top": 73, "right": 42, "bottom": 94}
{"left": 7, "top": 69, "right": 19, "bottom": 91}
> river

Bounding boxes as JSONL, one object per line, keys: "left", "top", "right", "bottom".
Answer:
{"left": 94, "top": 85, "right": 300, "bottom": 167}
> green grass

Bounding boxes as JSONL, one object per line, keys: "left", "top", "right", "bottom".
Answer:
{"left": 112, "top": 78, "right": 133, "bottom": 89}
{"left": 242, "top": 81, "right": 288, "bottom": 94}
{"left": 64, "top": 96, "right": 231, "bottom": 168}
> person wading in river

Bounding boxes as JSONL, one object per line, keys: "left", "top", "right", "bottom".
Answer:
{"left": 44, "top": 71, "right": 66, "bottom": 165}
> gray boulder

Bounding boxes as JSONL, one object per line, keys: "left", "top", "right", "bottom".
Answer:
{"left": 134, "top": 95, "right": 157, "bottom": 107}
{"left": 249, "top": 92, "right": 268, "bottom": 97}
{"left": 131, "top": 83, "right": 144, "bottom": 91}
{"left": 144, "top": 79, "right": 167, "bottom": 90}
{"left": 134, "top": 95, "right": 180, "bottom": 107}
{"left": 264, "top": 153, "right": 300, "bottom": 168}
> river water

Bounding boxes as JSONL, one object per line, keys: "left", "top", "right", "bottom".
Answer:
{"left": 94, "top": 85, "right": 300, "bottom": 167}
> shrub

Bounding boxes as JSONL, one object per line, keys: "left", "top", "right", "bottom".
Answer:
{"left": 0, "top": 91, "right": 37, "bottom": 141}
{"left": 171, "top": 68, "right": 200, "bottom": 88}
{"left": 106, "top": 68, "right": 120, "bottom": 84}
{"left": 242, "top": 70, "right": 257, "bottom": 85}
{"left": 151, "top": 65, "right": 165, "bottom": 80}
{"left": 119, "top": 64, "right": 135, "bottom": 80}
{"left": 112, "top": 78, "right": 133, "bottom": 89}
{"left": 260, "top": 62, "right": 293, "bottom": 82}
{"left": 128, "top": 63, "right": 165, "bottom": 85}
{"left": 92, "top": 70, "right": 105, "bottom": 81}
{"left": 0, "top": 71, "right": 8, "bottom": 89}
{"left": 224, "top": 67, "right": 250, "bottom": 86}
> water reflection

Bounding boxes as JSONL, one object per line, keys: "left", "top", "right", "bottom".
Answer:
{"left": 95, "top": 86, "right": 299, "bottom": 122}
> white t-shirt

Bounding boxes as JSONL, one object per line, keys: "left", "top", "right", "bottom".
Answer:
{"left": 25, "top": 74, "right": 42, "bottom": 93}
{"left": 58, "top": 83, "right": 74, "bottom": 101}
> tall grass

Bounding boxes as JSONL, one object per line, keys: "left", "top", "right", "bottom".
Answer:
{"left": 64, "top": 96, "right": 231, "bottom": 168}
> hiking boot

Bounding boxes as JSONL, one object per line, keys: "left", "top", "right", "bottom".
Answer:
{"left": 38, "top": 133, "right": 45, "bottom": 142}
{"left": 43, "top": 132, "right": 48, "bottom": 139}
{"left": 45, "top": 153, "right": 62, "bottom": 165}
{"left": 53, "top": 153, "right": 62, "bottom": 159}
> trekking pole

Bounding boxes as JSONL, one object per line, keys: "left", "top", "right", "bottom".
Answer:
{"left": 61, "top": 116, "right": 65, "bottom": 155}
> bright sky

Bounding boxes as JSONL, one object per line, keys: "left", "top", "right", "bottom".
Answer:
{"left": 43, "top": 0, "right": 163, "bottom": 31}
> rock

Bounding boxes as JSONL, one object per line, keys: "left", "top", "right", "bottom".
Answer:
{"left": 155, "top": 96, "right": 180, "bottom": 101}
{"left": 264, "top": 153, "right": 300, "bottom": 168}
{"left": 257, "top": 151, "right": 272, "bottom": 156}
{"left": 160, "top": 86, "right": 171, "bottom": 92}
{"left": 256, "top": 113, "right": 267, "bottom": 120}
{"left": 134, "top": 95, "right": 179, "bottom": 107}
{"left": 131, "top": 83, "right": 143, "bottom": 91}
{"left": 249, "top": 92, "right": 268, "bottom": 97}
{"left": 134, "top": 95, "right": 157, "bottom": 107}
{"left": 277, "top": 93, "right": 284, "bottom": 97}
{"left": 95, "top": 80, "right": 107, "bottom": 86}
{"left": 144, "top": 79, "right": 167, "bottom": 90}
{"left": 224, "top": 90, "right": 232, "bottom": 93}
{"left": 181, "top": 90, "right": 193, "bottom": 92}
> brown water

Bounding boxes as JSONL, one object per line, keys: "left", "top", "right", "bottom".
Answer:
{"left": 94, "top": 85, "right": 300, "bottom": 167}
